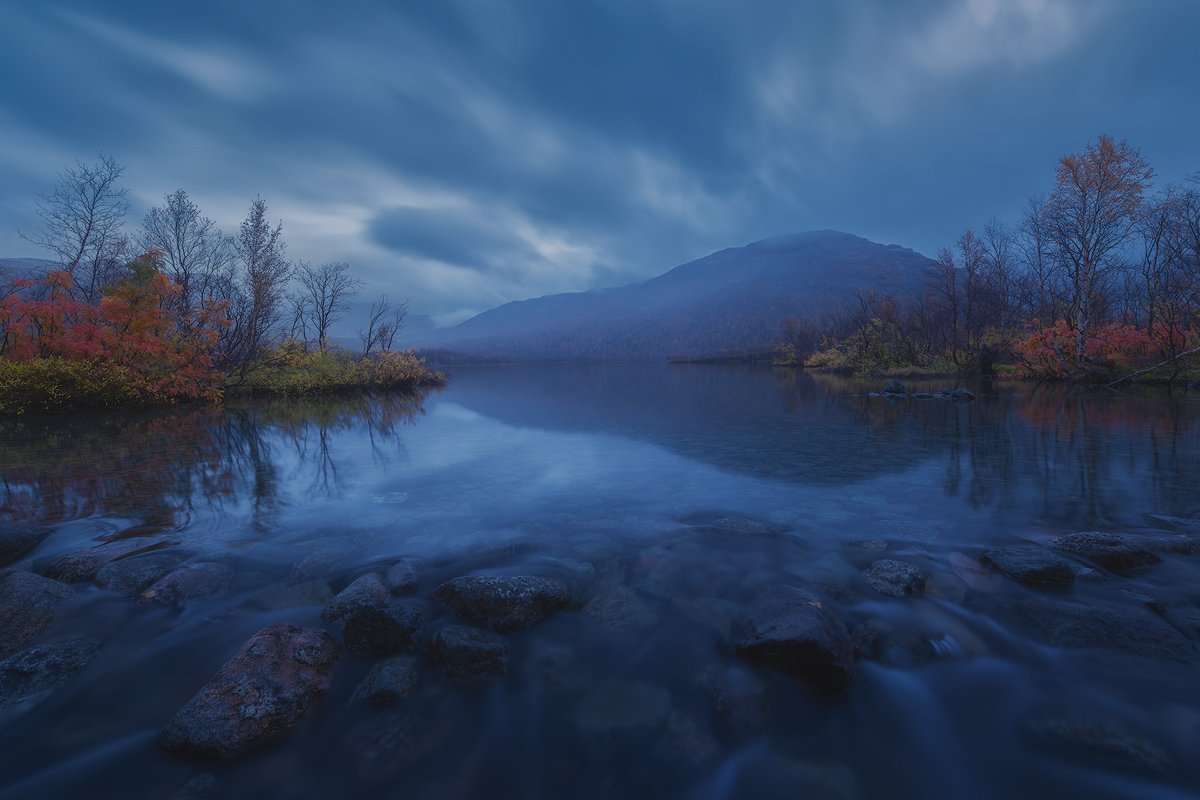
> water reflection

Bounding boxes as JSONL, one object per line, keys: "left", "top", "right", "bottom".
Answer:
{"left": 0, "top": 390, "right": 433, "bottom": 532}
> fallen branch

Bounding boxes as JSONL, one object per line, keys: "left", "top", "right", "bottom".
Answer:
{"left": 1104, "top": 345, "right": 1200, "bottom": 388}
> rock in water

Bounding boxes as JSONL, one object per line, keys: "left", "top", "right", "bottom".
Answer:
{"left": 1050, "top": 532, "right": 1161, "bottom": 571}
{"left": 427, "top": 625, "right": 510, "bottom": 682}
{"left": 0, "top": 525, "right": 50, "bottom": 568}
{"left": 863, "top": 560, "right": 926, "bottom": 597}
{"left": 882, "top": 379, "right": 906, "bottom": 395}
{"left": 1013, "top": 599, "right": 1196, "bottom": 663}
{"left": 139, "top": 563, "right": 233, "bottom": 607}
{"left": 0, "top": 638, "right": 100, "bottom": 714}
{"left": 343, "top": 602, "right": 427, "bottom": 656}
{"left": 951, "top": 387, "right": 976, "bottom": 402}
{"left": 321, "top": 574, "right": 388, "bottom": 623}
{"left": 0, "top": 570, "right": 73, "bottom": 658}
{"left": 979, "top": 545, "right": 1075, "bottom": 586}
{"left": 732, "top": 586, "right": 855, "bottom": 693}
{"left": 351, "top": 657, "right": 418, "bottom": 707}
{"left": 1023, "top": 717, "right": 1172, "bottom": 774}
{"left": 96, "top": 553, "right": 185, "bottom": 596}
{"left": 159, "top": 623, "right": 340, "bottom": 758}
{"left": 430, "top": 575, "right": 571, "bottom": 632}
{"left": 43, "top": 538, "right": 176, "bottom": 583}
{"left": 384, "top": 559, "right": 421, "bottom": 594}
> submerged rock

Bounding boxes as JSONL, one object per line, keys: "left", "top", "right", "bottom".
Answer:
{"left": 322, "top": 574, "right": 389, "bottom": 623}
{"left": 384, "top": 559, "right": 422, "bottom": 594}
{"left": 96, "top": 553, "right": 184, "bottom": 596}
{"left": 583, "top": 584, "right": 661, "bottom": 633}
{"left": 979, "top": 545, "right": 1075, "bottom": 586}
{"left": 0, "top": 570, "right": 73, "bottom": 658}
{"left": 426, "top": 624, "right": 510, "bottom": 682}
{"left": 139, "top": 563, "right": 233, "bottom": 607}
{"left": 1050, "top": 532, "right": 1161, "bottom": 571}
{"left": 343, "top": 602, "right": 426, "bottom": 657}
{"left": 951, "top": 387, "right": 977, "bottom": 402}
{"left": 351, "top": 657, "right": 418, "bottom": 707}
{"left": 696, "top": 662, "right": 768, "bottom": 736}
{"left": 0, "top": 637, "right": 100, "bottom": 715}
{"left": 575, "top": 681, "right": 671, "bottom": 741}
{"left": 159, "top": 623, "right": 340, "bottom": 758}
{"left": 1012, "top": 598, "right": 1197, "bottom": 663}
{"left": 430, "top": 575, "right": 571, "bottom": 632}
{"left": 863, "top": 559, "right": 926, "bottom": 597}
{"left": 1023, "top": 716, "right": 1172, "bottom": 774}
{"left": 707, "top": 516, "right": 778, "bottom": 536}
{"left": 882, "top": 379, "right": 906, "bottom": 395}
{"left": 0, "top": 524, "right": 50, "bottom": 568}
{"left": 44, "top": 538, "right": 176, "bottom": 583}
{"left": 732, "top": 586, "right": 855, "bottom": 693}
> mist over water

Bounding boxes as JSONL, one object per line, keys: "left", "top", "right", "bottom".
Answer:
{"left": 2, "top": 366, "right": 1199, "bottom": 799}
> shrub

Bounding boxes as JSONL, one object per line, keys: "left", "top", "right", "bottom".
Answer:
{"left": 0, "top": 358, "right": 141, "bottom": 415}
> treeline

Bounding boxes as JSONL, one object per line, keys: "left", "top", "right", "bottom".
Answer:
{"left": 787, "top": 136, "right": 1200, "bottom": 384}
{"left": 0, "top": 155, "right": 442, "bottom": 414}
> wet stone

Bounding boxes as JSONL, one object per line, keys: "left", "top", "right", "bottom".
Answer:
{"left": 384, "top": 559, "right": 421, "bottom": 594}
{"left": 158, "top": 623, "right": 340, "bottom": 758}
{"left": 1023, "top": 716, "right": 1172, "bottom": 774}
{"left": 139, "top": 563, "right": 233, "bottom": 607}
{"left": 732, "top": 586, "right": 855, "bottom": 694}
{"left": 707, "top": 516, "right": 777, "bottom": 536}
{"left": 583, "top": 584, "right": 661, "bottom": 633}
{"left": 322, "top": 573, "right": 389, "bottom": 623}
{"left": 979, "top": 544, "right": 1075, "bottom": 586}
{"left": 95, "top": 553, "right": 184, "bottom": 596}
{"left": 427, "top": 624, "right": 510, "bottom": 682}
{"left": 0, "top": 570, "right": 74, "bottom": 659}
{"left": 351, "top": 657, "right": 418, "bottom": 707}
{"left": 0, "top": 637, "right": 100, "bottom": 714}
{"left": 430, "top": 575, "right": 571, "bottom": 632}
{"left": 696, "top": 662, "right": 768, "bottom": 736}
{"left": 343, "top": 602, "right": 427, "bottom": 657}
{"left": 863, "top": 559, "right": 926, "bottom": 597}
{"left": 0, "top": 524, "right": 51, "bottom": 568}
{"left": 43, "top": 538, "right": 177, "bottom": 583}
{"left": 1050, "top": 532, "right": 1161, "bottom": 571}
{"left": 1013, "top": 598, "right": 1197, "bottom": 663}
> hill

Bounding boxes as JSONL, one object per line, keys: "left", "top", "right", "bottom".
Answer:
{"left": 407, "top": 230, "right": 937, "bottom": 361}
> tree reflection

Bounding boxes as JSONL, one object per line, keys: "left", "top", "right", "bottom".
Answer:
{"left": 0, "top": 390, "right": 434, "bottom": 530}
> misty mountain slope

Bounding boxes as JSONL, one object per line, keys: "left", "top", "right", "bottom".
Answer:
{"left": 412, "top": 230, "right": 937, "bottom": 360}
{"left": 0, "top": 258, "right": 56, "bottom": 279}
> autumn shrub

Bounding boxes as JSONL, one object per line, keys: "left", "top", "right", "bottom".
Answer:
{"left": 1013, "top": 319, "right": 1198, "bottom": 381}
{"left": 233, "top": 344, "right": 443, "bottom": 396}
{"left": 0, "top": 253, "right": 227, "bottom": 413}
{"left": 366, "top": 349, "right": 444, "bottom": 387}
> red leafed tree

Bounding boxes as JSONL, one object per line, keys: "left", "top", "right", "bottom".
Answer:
{"left": 0, "top": 250, "right": 229, "bottom": 402}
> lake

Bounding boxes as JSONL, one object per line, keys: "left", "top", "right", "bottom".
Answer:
{"left": 1, "top": 365, "right": 1199, "bottom": 799}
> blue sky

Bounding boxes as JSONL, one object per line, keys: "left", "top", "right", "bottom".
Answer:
{"left": 1, "top": 0, "right": 1198, "bottom": 326}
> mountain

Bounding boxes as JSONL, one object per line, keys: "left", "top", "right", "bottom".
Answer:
{"left": 0, "top": 258, "right": 55, "bottom": 280}
{"left": 408, "top": 230, "right": 937, "bottom": 362}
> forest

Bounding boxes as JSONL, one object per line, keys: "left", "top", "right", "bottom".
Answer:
{"left": 0, "top": 156, "right": 442, "bottom": 414}
{"left": 788, "top": 135, "right": 1200, "bottom": 385}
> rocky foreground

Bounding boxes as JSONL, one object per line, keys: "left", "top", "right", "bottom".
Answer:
{"left": 2, "top": 512, "right": 1200, "bottom": 790}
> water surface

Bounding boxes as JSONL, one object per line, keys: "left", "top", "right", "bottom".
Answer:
{"left": 2, "top": 365, "right": 1199, "bottom": 799}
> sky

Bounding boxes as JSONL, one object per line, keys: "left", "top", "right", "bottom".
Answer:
{"left": 1, "top": 0, "right": 1199, "bottom": 330}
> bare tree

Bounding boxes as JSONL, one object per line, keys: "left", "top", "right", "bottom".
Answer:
{"left": 294, "top": 261, "right": 362, "bottom": 351}
{"left": 932, "top": 247, "right": 960, "bottom": 362}
{"left": 1044, "top": 135, "right": 1153, "bottom": 365}
{"left": 140, "top": 189, "right": 234, "bottom": 323}
{"left": 957, "top": 229, "right": 986, "bottom": 352}
{"left": 20, "top": 154, "right": 129, "bottom": 302}
{"left": 222, "top": 197, "right": 290, "bottom": 375}
{"left": 981, "top": 217, "right": 1018, "bottom": 330}
{"left": 1016, "top": 195, "right": 1060, "bottom": 323}
{"left": 359, "top": 295, "right": 409, "bottom": 355}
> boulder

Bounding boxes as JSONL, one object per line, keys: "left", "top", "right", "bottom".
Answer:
{"left": 882, "top": 379, "right": 906, "bottom": 395}
{"left": 426, "top": 624, "right": 510, "bottom": 682}
{"left": 343, "top": 602, "right": 426, "bottom": 657}
{"left": 158, "top": 623, "right": 340, "bottom": 758}
{"left": 0, "top": 637, "right": 100, "bottom": 714}
{"left": 732, "top": 586, "right": 855, "bottom": 693}
{"left": 96, "top": 553, "right": 184, "bottom": 596}
{"left": 863, "top": 559, "right": 926, "bottom": 597}
{"left": 951, "top": 387, "right": 977, "bottom": 402}
{"left": 384, "top": 559, "right": 421, "bottom": 594}
{"left": 979, "top": 545, "right": 1075, "bottom": 586}
{"left": 1050, "top": 532, "right": 1161, "bottom": 571}
{"left": 430, "top": 575, "right": 571, "bottom": 632}
{"left": 139, "top": 563, "right": 233, "bottom": 607}
{"left": 0, "top": 524, "right": 50, "bottom": 568}
{"left": 0, "top": 570, "right": 73, "bottom": 658}
{"left": 43, "top": 538, "right": 176, "bottom": 583}
{"left": 1012, "top": 598, "right": 1196, "bottom": 663}
{"left": 351, "top": 657, "right": 418, "bottom": 707}
{"left": 321, "top": 574, "right": 388, "bottom": 623}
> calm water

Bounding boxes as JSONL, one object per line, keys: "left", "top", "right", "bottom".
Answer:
{"left": 2, "top": 365, "right": 1199, "bottom": 799}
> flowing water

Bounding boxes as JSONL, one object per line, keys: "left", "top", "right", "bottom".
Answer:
{"left": 1, "top": 365, "right": 1199, "bottom": 799}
